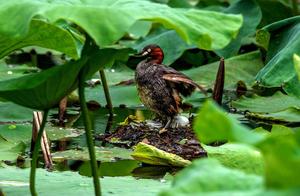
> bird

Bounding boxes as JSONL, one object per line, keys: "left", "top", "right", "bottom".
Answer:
{"left": 135, "top": 44, "right": 206, "bottom": 132}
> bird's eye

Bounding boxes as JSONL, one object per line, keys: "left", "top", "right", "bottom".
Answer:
{"left": 147, "top": 48, "right": 151, "bottom": 53}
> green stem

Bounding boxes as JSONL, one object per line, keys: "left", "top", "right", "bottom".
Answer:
{"left": 99, "top": 70, "right": 113, "bottom": 116}
{"left": 79, "top": 70, "right": 101, "bottom": 196}
{"left": 292, "top": 0, "right": 299, "bottom": 15}
{"left": 30, "top": 109, "right": 49, "bottom": 196}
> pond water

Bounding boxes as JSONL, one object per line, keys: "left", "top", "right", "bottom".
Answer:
{"left": 47, "top": 106, "right": 178, "bottom": 178}
{"left": 6, "top": 101, "right": 276, "bottom": 179}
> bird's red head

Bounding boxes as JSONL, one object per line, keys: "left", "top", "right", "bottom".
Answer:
{"left": 138, "top": 44, "right": 164, "bottom": 64}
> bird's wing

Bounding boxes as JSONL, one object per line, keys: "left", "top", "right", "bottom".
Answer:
{"left": 161, "top": 66, "right": 206, "bottom": 96}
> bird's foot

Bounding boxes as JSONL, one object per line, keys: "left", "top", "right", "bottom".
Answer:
{"left": 159, "top": 127, "right": 168, "bottom": 134}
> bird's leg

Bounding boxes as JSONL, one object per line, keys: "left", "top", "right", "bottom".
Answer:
{"left": 159, "top": 117, "right": 172, "bottom": 134}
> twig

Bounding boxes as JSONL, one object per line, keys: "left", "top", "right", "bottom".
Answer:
{"left": 31, "top": 112, "right": 53, "bottom": 169}
{"left": 30, "top": 110, "right": 49, "bottom": 196}
{"left": 58, "top": 96, "right": 68, "bottom": 126}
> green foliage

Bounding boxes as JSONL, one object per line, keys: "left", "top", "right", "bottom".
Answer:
{"left": 246, "top": 108, "right": 300, "bottom": 123}
{"left": 184, "top": 51, "right": 264, "bottom": 89}
{"left": 256, "top": 0, "right": 294, "bottom": 27}
{"left": 231, "top": 91, "right": 300, "bottom": 113}
{"left": 216, "top": 0, "right": 262, "bottom": 58}
{"left": 257, "top": 131, "right": 300, "bottom": 188}
{"left": 191, "top": 99, "right": 300, "bottom": 192}
{"left": 46, "top": 126, "right": 84, "bottom": 141}
{"left": 231, "top": 92, "right": 300, "bottom": 122}
{"left": 204, "top": 143, "right": 264, "bottom": 175}
{"left": 0, "top": 124, "right": 32, "bottom": 143}
{"left": 0, "top": 0, "right": 299, "bottom": 195}
{"left": 294, "top": 54, "right": 300, "bottom": 80}
{"left": 52, "top": 147, "right": 133, "bottom": 162}
{"left": 0, "top": 102, "right": 33, "bottom": 122}
{"left": 0, "top": 124, "right": 30, "bottom": 163}
{"left": 0, "top": 0, "right": 242, "bottom": 51}
{"left": 193, "top": 100, "right": 265, "bottom": 144}
{"left": 0, "top": 140, "right": 25, "bottom": 162}
{"left": 255, "top": 16, "right": 300, "bottom": 96}
{"left": 160, "top": 158, "right": 264, "bottom": 195}
{"left": 0, "top": 19, "right": 79, "bottom": 59}
{"left": 0, "top": 166, "right": 170, "bottom": 195}
{"left": 131, "top": 28, "right": 190, "bottom": 65}
{"left": 0, "top": 58, "right": 86, "bottom": 109}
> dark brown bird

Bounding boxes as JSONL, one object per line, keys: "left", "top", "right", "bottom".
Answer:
{"left": 135, "top": 44, "right": 206, "bottom": 130}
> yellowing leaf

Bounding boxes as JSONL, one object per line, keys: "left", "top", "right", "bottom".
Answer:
{"left": 132, "top": 142, "right": 191, "bottom": 167}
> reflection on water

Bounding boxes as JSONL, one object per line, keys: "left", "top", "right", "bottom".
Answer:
{"left": 73, "top": 107, "right": 152, "bottom": 135}
{"left": 54, "top": 159, "right": 178, "bottom": 179}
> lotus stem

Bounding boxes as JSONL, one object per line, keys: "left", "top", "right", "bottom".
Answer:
{"left": 212, "top": 57, "right": 225, "bottom": 105}
{"left": 292, "top": 0, "right": 299, "bottom": 15}
{"left": 99, "top": 69, "right": 113, "bottom": 116}
{"left": 79, "top": 69, "right": 101, "bottom": 196}
{"left": 30, "top": 109, "right": 49, "bottom": 196}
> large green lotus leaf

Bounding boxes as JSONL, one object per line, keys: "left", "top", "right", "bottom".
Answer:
{"left": 257, "top": 131, "right": 300, "bottom": 188}
{"left": 255, "top": 16, "right": 300, "bottom": 96}
{"left": 0, "top": 58, "right": 86, "bottom": 110}
{"left": 160, "top": 158, "right": 300, "bottom": 195}
{"left": 131, "top": 142, "right": 191, "bottom": 167}
{"left": 246, "top": 108, "right": 300, "bottom": 123}
{"left": 194, "top": 100, "right": 300, "bottom": 189}
{"left": 0, "top": 166, "right": 170, "bottom": 196}
{"left": 204, "top": 143, "right": 264, "bottom": 175}
{"left": 0, "top": 140, "right": 26, "bottom": 162}
{"left": 231, "top": 91, "right": 300, "bottom": 113}
{"left": 46, "top": 126, "right": 84, "bottom": 141}
{"left": 193, "top": 100, "right": 265, "bottom": 145}
{"left": 84, "top": 48, "right": 131, "bottom": 80}
{"left": 0, "top": 19, "right": 78, "bottom": 59}
{"left": 216, "top": 0, "right": 262, "bottom": 58}
{"left": 52, "top": 147, "right": 133, "bottom": 162}
{"left": 169, "top": 0, "right": 194, "bottom": 8}
{"left": 231, "top": 92, "right": 300, "bottom": 122}
{"left": 0, "top": 64, "right": 38, "bottom": 81}
{"left": 184, "top": 51, "right": 264, "bottom": 89}
{"left": 256, "top": 0, "right": 294, "bottom": 27}
{"left": 131, "top": 28, "right": 190, "bottom": 65}
{"left": 86, "top": 85, "right": 140, "bottom": 107}
{"left": 0, "top": 102, "right": 33, "bottom": 122}
{"left": 254, "top": 124, "right": 293, "bottom": 136}
{"left": 160, "top": 158, "right": 264, "bottom": 195}
{"left": 0, "top": 0, "right": 242, "bottom": 51}
{"left": 0, "top": 124, "right": 32, "bottom": 143}
{"left": 127, "top": 21, "right": 152, "bottom": 39}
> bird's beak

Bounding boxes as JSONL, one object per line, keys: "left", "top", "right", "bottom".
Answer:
{"left": 133, "top": 50, "right": 149, "bottom": 57}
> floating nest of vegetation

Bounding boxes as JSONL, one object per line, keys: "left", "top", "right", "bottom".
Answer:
{"left": 101, "top": 117, "right": 207, "bottom": 161}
